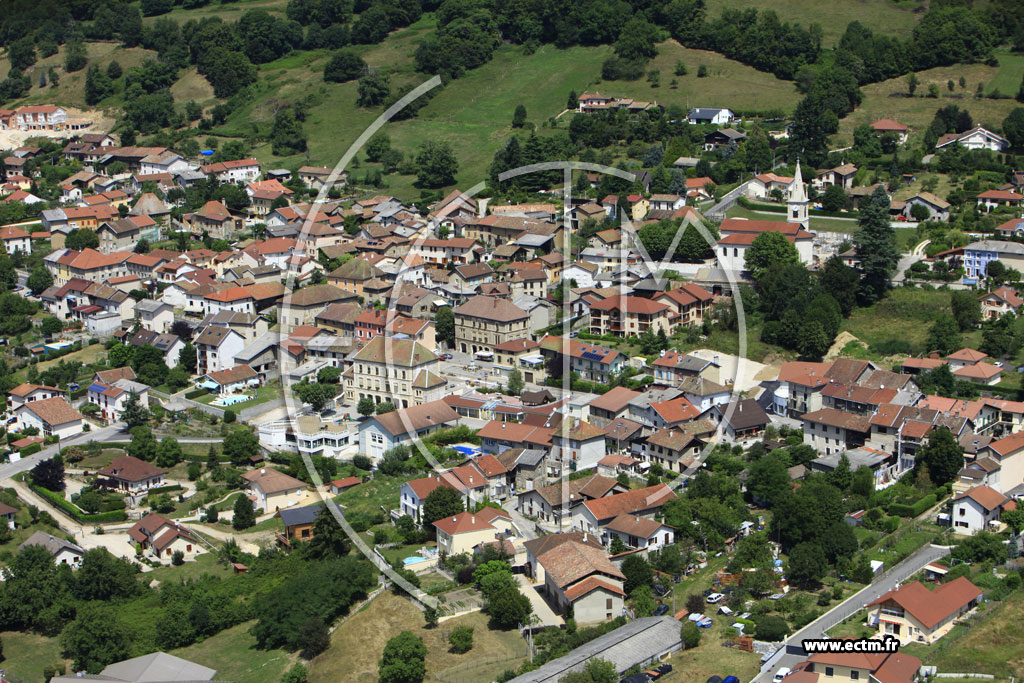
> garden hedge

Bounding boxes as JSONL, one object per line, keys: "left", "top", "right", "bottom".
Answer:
{"left": 19, "top": 443, "right": 41, "bottom": 456}
{"left": 29, "top": 480, "right": 127, "bottom": 523}
{"left": 185, "top": 388, "right": 209, "bottom": 400}
{"left": 888, "top": 493, "right": 937, "bottom": 518}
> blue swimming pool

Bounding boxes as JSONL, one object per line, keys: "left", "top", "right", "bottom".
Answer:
{"left": 403, "top": 556, "right": 427, "bottom": 565}
{"left": 215, "top": 395, "right": 252, "bottom": 406}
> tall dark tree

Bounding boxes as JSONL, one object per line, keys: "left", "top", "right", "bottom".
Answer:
{"left": 422, "top": 486, "right": 464, "bottom": 528}
{"left": 917, "top": 427, "right": 963, "bottom": 485}
{"left": 120, "top": 392, "right": 151, "bottom": 429}
{"left": 31, "top": 457, "right": 65, "bottom": 492}
{"left": 854, "top": 185, "right": 898, "bottom": 305}
{"left": 305, "top": 504, "right": 350, "bottom": 559}
{"left": 232, "top": 494, "right": 256, "bottom": 530}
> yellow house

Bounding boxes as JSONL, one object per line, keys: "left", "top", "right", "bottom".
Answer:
{"left": 865, "top": 577, "right": 982, "bottom": 645}
{"left": 796, "top": 650, "right": 922, "bottom": 683}
{"left": 432, "top": 506, "right": 514, "bottom": 556}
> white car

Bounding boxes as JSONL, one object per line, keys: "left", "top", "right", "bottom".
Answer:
{"left": 706, "top": 592, "right": 725, "bottom": 603}
{"left": 773, "top": 668, "right": 792, "bottom": 683}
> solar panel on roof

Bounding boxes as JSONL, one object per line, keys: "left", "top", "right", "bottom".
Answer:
{"left": 581, "top": 351, "right": 605, "bottom": 362}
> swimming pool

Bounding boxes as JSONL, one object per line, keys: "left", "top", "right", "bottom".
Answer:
{"left": 403, "top": 556, "right": 427, "bottom": 566}
{"left": 213, "top": 394, "right": 252, "bottom": 406}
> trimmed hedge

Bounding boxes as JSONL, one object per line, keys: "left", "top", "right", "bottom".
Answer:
{"left": 20, "top": 443, "right": 41, "bottom": 456}
{"left": 29, "top": 481, "right": 127, "bottom": 523}
{"left": 147, "top": 484, "right": 183, "bottom": 495}
{"left": 738, "top": 197, "right": 786, "bottom": 213}
{"left": 888, "top": 493, "right": 937, "bottom": 518}
{"left": 185, "top": 388, "right": 209, "bottom": 400}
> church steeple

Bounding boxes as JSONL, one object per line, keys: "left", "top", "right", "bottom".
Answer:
{"left": 788, "top": 159, "right": 809, "bottom": 230}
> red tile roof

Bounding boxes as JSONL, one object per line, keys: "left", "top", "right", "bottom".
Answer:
{"left": 582, "top": 484, "right": 676, "bottom": 522}
{"left": 867, "top": 577, "right": 981, "bottom": 629}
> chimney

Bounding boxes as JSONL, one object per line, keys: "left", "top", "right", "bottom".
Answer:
{"left": 260, "top": 468, "right": 266, "bottom": 475}
{"left": 471, "top": 516, "right": 475, "bottom": 523}
{"left": 583, "top": 532, "right": 588, "bottom": 543}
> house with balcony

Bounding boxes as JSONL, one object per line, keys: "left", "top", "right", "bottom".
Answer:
{"left": 950, "top": 485, "right": 1015, "bottom": 534}
{"left": 865, "top": 577, "right": 981, "bottom": 644}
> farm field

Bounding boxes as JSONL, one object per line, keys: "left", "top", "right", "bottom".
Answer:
{"left": 171, "top": 620, "right": 297, "bottom": 683}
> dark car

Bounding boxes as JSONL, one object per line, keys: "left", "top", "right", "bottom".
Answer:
{"left": 652, "top": 583, "right": 669, "bottom": 597}
{"left": 703, "top": 588, "right": 715, "bottom": 597}
{"left": 645, "top": 664, "right": 673, "bottom": 680}
{"left": 707, "top": 676, "right": 723, "bottom": 683}
{"left": 654, "top": 604, "right": 669, "bottom": 616}
{"left": 440, "top": 353, "right": 453, "bottom": 360}
{"left": 621, "top": 675, "right": 650, "bottom": 683}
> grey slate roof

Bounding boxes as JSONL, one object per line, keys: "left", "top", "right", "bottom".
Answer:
{"left": 277, "top": 502, "right": 328, "bottom": 527}
{"left": 507, "top": 616, "right": 682, "bottom": 682}
{"left": 51, "top": 651, "right": 217, "bottom": 682}
{"left": 18, "top": 530, "right": 84, "bottom": 557}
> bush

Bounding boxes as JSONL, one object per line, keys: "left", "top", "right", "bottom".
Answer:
{"left": 224, "top": 410, "right": 236, "bottom": 423}
{"left": 754, "top": 615, "right": 789, "bottom": 641}
{"left": 28, "top": 482, "right": 127, "bottom": 523}
{"left": 449, "top": 625, "right": 474, "bottom": 653}
{"left": 185, "top": 388, "right": 209, "bottom": 400}
{"left": 171, "top": 549, "right": 184, "bottom": 565}
{"left": 20, "top": 443, "right": 41, "bottom": 456}
{"left": 888, "top": 494, "right": 937, "bottom": 517}
{"left": 680, "top": 621, "right": 701, "bottom": 648}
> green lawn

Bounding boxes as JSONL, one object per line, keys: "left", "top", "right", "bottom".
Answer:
{"left": 865, "top": 526, "right": 939, "bottom": 570}
{"left": 171, "top": 620, "right": 297, "bottom": 683}
{"left": 0, "top": 631, "right": 68, "bottom": 681}
{"left": 147, "top": 551, "right": 234, "bottom": 584}
{"left": 725, "top": 204, "right": 862, "bottom": 232}
{"left": 335, "top": 473, "right": 407, "bottom": 517}
{"left": 842, "top": 286, "right": 955, "bottom": 356}
{"left": 987, "top": 49, "right": 1024, "bottom": 98}
{"left": 193, "top": 384, "right": 283, "bottom": 409}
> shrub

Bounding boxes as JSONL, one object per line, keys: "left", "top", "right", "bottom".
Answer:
{"left": 449, "top": 625, "right": 474, "bottom": 653}
{"left": 171, "top": 549, "right": 184, "bottom": 565}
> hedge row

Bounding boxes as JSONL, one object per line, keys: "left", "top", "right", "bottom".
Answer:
{"left": 148, "top": 484, "right": 183, "bottom": 495}
{"left": 29, "top": 481, "right": 127, "bottom": 523}
{"left": 20, "top": 443, "right": 41, "bottom": 456}
{"left": 738, "top": 197, "right": 786, "bottom": 213}
{"left": 888, "top": 493, "right": 937, "bottom": 518}
{"left": 185, "top": 388, "right": 209, "bottom": 400}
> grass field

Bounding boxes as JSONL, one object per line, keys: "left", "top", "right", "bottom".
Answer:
{"left": 309, "top": 590, "right": 529, "bottom": 683}
{"left": 171, "top": 620, "right": 297, "bottom": 683}
{"left": 335, "top": 473, "right": 405, "bottom": 517}
{"left": 986, "top": 50, "right": 1024, "bottom": 98}
{"left": 0, "top": 630, "right": 69, "bottom": 681}
{"left": 147, "top": 551, "right": 234, "bottom": 583}
{"left": 662, "top": 613, "right": 762, "bottom": 683}
{"left": 703, "top": 0, "right": 921, "bottom": 46}
{"left": 591, "top": 41, "right": 799, "bottom": 115}
{"left": 837, "top": 62, "right": 1019, "bottom": 148}
{"left": 842, "top": 286, "right": 958, "bottom": 355}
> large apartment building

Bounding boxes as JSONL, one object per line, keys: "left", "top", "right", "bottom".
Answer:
{"left": 453, "top": 295, "right": 530, "bottom": 356}
{"left": 344, "top": 336, "right": 445, "bottom": 409}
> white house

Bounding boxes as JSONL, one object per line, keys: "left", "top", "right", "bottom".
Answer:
{"left": 240, "top": 467, "right": 308, "bottom": 513}
{"left": 7, "top": 382, "right": 65, "bottom": 413}
{"left": 14, "top": 105, "right": 67, "bottom": 130}
{"left": 97, "top": 456, "right": 166, "bottom": 495}
{"left": 950, "top": 485, "right": 1014, "bottom": 534}
{"left": 134, "top": 299, "right": 174, "bottom": 334}
{"left": 0, "top": 225, "right": 32, "bottom": 254}
{"left": 357, "top": 400, "right": 460, "bottom": 461}
{"left": 87, "top": 379, "right": 150, "bottom": 424}
{"left": 687, "top": 108, "right": 734, "bottom": 125}
{"left": 128, "top": 513, "right": 204, "bottom": 563}
{"left": 18, "top": 531, "right": 84, "bottom": 568}
{"left": 936, "top": 126, "right": 1008, "bottom": 152}
{"left": 604, "top": 514, "right": 675, "bottom": 552}
{"left": 200, "top": 158, "right": 261, "bottom": 184}
{"left": 14, "top": 396, "right": 83, "bottom": 439}
{"left": 194, "top": 326, "right": 247, "bottom": 376}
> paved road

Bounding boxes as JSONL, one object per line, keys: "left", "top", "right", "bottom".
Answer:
{"left": 754, "top": 543, "right": 949, "bottom": 683}
{"left": 706, "top": 181, "right": 750, "bottom": 220}
{"left": 0, "top": 422, "right": 129, "bottom": 480}
{"left": 503, "top": 500, "right": 540, "bottom": 540}
{"left": 893, "top": 239, "right": 930, "bottom": 283}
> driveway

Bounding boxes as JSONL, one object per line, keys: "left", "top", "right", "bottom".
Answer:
{"left": 0, "top": 422, "right": 128, "bottom": 481}
{"left": 515, "top": 574, "right": 564, "bottom": 628}
{"left": 503, "top": 500, "right": 539, "bottom": 540}
{"left": 754, "top": 543, "right": 949, "bottom": 683}
{"left": 892, "top": 239, "right": 930, "bottom": 283}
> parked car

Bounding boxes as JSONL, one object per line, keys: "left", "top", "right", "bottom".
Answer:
{"left": 707, "top": 677, "right": 722, "bottom": 683}
{"left": 723, "top": 677, "right": 740, "bottom": 683}
{"left": 652, "top": 583, "right": 669, "bottom": 597}
{"left": 440, "top": 353, "right": 453, "bottom": 360}
{"left": 621, "top": 675, "right": 650, "bottom": 683}
{"left": 646, "top": 664, "right": 672, "bottom": 680}
{"left": 773, "top": 668, "right": 792, "bottom": 683}
{"left": 706, "top": 592, "right": 725, "bottom": 604}
{"left": 654, "top": 604, "right": 669, "bottom": 616}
